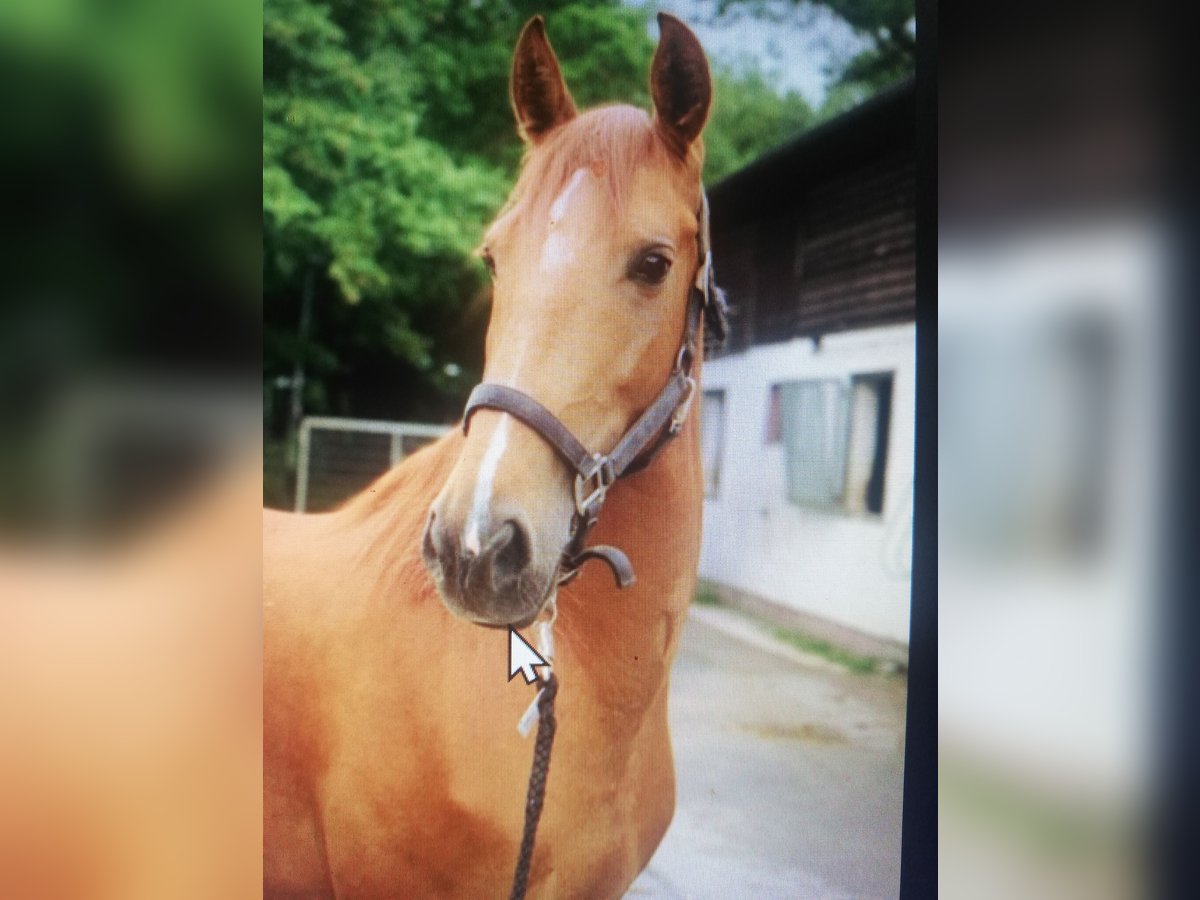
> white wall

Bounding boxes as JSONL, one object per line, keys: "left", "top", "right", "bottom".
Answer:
{"left": 698, "top": 324, "right": 916, "bottom": 645}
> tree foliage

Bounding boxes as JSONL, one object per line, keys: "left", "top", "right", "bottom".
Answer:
{"left": 705, "top": 70, "right": 813, "bottom": 183}
{"left": 820, "top": 0, "right": 914, "bottom": 89}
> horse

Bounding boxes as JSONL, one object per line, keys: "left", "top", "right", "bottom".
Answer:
{"left": 264, "top": 13, "right": 725, "bottom": 898}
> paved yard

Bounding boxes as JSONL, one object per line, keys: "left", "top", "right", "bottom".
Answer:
{"left": 627, "top": 609, "right": 908, "bottom": 899}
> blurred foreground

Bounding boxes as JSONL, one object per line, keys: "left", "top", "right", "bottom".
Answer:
{"left": 938, "top": 4, "right": 1189, "bottom": 899}
{"left": 0, "top": 456, "right": 262, "bottom": 898}
{"left": 0, "top": 0, "right": 262, "bottom": 896}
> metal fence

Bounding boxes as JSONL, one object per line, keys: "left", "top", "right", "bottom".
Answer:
{"left": 294, "top": 417, "right": 450, "bottom": 513}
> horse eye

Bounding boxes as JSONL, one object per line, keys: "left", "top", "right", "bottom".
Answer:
{"left": 632, "top": 252, "right": 672, "bottom": 285}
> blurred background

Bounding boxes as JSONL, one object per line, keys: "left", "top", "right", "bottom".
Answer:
{"left": 0, "top": 0, "right": 263, "bottom": 896}
{"left": 0, "top": 0, "right": 261, "bottom": 543}
{"left": 938, "top": 3, "right": 1185, "bottom": 899}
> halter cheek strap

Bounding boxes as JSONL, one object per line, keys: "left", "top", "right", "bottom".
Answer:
{"left": 461, "top": 194, "right": 720, "bottom": 588}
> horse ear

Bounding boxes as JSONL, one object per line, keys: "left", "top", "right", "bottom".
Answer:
{"left": 650, "top": 13, "right": 712, "bottom": 157}
{"left": 511, "top": 16, "right": 577, "bottom": 144}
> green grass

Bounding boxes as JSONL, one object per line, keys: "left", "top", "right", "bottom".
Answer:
{"left": 692, "top": 583, "right": 898, "bottom": 676}
{"left": 769, "top": 626, "right": 887, "bottom": 675}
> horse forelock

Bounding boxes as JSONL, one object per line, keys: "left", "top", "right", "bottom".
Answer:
{"left": 498, "top": 105, "right": 699, "bottom": 229}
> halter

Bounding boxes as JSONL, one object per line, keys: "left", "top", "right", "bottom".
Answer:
{"left": 461, "top": 193, "right": 725, "bottom": 590}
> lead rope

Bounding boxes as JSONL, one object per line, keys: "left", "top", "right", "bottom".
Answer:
{"left": 509, "top": 612, "right": 559, "bottom": 900}
{"left": 509, "top": 670, "right": 558, "bottom": 900}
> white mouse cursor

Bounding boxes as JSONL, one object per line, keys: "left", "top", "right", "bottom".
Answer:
{"left": 508, "top": 627, "right": 549, "bottom": 685}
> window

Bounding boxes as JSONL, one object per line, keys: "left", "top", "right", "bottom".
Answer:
{"left": 779, "top": 380, "right": 849, "bottom": 509}
{"left": 700, "top": 390, "right": 725, "bottom": 497}
{"left": 778, "top": 373, "right": 893, "bottom": 514}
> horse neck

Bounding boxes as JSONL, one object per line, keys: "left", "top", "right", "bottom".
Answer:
{"left": 553, "top": 406, "right": 702, "bottom": 718}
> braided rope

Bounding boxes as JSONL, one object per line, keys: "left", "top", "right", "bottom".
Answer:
{"left": 509, "top": 671, "right": 559, "bottom": 900}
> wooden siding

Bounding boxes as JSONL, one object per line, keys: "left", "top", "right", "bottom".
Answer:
{"left": 706, "top": 82, "right": 916, "bottom": 352}
{"left": 712, "top": 152, "right": 914, "bottom": 352}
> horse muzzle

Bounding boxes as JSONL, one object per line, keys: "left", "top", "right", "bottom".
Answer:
{"left": 421, "top": 505, "right": 556, "bottom": 627}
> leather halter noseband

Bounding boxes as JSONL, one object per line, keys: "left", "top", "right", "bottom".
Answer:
{"left": 461, "top": 193, "right": 722, "bottom": 589}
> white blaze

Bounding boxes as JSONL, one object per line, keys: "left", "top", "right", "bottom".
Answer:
{"left": 465, "top": 165, "right": 590, "bottom": 548}
{"left": 540, "top": 232, "right": 575, "bottom": 271}
{"left": 465, "top": 414, "right": 510, "bottom": 554}
{"left": 541, "top": 168, "right": 588, "bottom": 272}
{"left": 549, "top": 167, "right": 588, "bottom": 224}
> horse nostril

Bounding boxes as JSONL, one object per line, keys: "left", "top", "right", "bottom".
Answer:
{"left": 423, "top": 511, "right": 450, "bottom": 563}
{"left": 490, "top": 518, "right": 532, "bottom": 581}
{"left": 422, "top": 510, "right": 462, "bottom": 582}
{"left": 422, "top": 512, "right": 437, "bottom": 559}
{"left": 424, "top": 505, "right": 535, "bottom": 607}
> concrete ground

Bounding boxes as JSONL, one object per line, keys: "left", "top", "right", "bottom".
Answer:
{"left": 626, "top": 608, "right": 908, "bottom": 899}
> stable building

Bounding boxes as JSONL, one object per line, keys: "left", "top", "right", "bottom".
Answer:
{"left": 699, "top": 79, "right": 915, "bottom": 652}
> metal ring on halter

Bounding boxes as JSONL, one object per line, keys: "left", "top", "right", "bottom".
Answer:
{"left": 573, "top": 453, "right": 614, "bottom": 517}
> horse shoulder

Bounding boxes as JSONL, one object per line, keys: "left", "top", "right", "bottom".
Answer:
{"left": 263, "top": 436, "right": 463, "bottom": 895}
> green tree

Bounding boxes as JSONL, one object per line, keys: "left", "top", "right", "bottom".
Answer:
{"left": 819, "top": 0, "right": 913, "bottom": 90}
{"left": 705, "top": 70, "right": 813, "bottom": 183}
{"left": 264, "top": 0, "right": 506, "bottom": 419}
{"left": 264, "top": 2, "right": 661, "bottom": 435}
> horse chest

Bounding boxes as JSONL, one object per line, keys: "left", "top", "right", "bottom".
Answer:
{"left": 314, "top": 684, "right": 675, "bottom": 899}
{"left": 321, "top": 782, "right": 663, "bottom": 900}
{"left": 264, "top": 483, "right": 693, "bottom": 898}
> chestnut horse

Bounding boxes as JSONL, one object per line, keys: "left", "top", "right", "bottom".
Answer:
{"left": 265, "top": 14, "right": 723, "bottom": 898}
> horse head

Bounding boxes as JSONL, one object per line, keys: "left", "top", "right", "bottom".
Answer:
{"left": 424, "top": 14, "right": 718, "bottom": 626}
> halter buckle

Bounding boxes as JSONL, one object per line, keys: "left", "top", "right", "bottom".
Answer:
{"left": 669, "top": 376, "right": 698, "bottom": 434}
{"left": 573, "top": 454, "right": 614, "bottom": 517}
